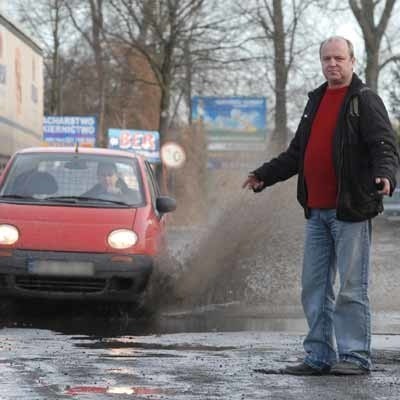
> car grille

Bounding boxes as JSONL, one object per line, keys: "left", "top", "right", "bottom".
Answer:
{"left": 15, "top": 275, "right": 106, "bottom": 293}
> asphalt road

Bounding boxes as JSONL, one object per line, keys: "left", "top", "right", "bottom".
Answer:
{"left": 0, "top": 215, "right": 398, "bottom": 399}
{"left": 0, "top": 309, "right": 400, "bottom": 399}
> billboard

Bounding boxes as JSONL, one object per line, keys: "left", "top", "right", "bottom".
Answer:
{"left": 43, "top": 115, "right": 97, "bottom": 146}
{"left": 108, "top": 128, "right": 160, "bottom": 163}
{"left": 191, "top": 96, "right": 267, "bottom": 143}
{"left": 0, "top": 16, "right": 44, "bottom": 158}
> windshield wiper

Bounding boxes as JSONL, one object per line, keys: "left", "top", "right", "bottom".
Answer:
{"left": 44, "top": 195, "right": 89, "bottom": 202}
{"left": 43, "top": 195, "right": 129, "bottom": 206}
{"left": 0, "top": 194, "right": 36, "bottom": 200}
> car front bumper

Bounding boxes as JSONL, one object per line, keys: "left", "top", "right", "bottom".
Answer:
{"left": 0, "top": 249, "right": 153, "bottom": 302}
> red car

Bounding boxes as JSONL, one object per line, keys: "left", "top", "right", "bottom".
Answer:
{"left": 0, "top": 147, "right": 175, "bottom": 303}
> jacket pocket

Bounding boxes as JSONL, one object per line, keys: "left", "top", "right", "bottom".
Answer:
{"left": 339, "top": 145, "right": 382, "bottom": 221}
{"left": 339, "top": 189, "right": 382, "bottom": 221}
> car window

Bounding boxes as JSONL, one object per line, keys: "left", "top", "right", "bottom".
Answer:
{"left": 0, "top": 153, "right": 145, "bottom": 206}
{"left": 144, "top": 161, "right": 161, "bottom": 215}
{"left": 145, "top": 161, "right": 161, "bottom": 196}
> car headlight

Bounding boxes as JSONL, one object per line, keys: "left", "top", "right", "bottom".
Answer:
{"left": 107, "top": 229, "right": 138, "bottom": 249}
{"left": 0, "top": 224, "right": 19, "bottom": 245}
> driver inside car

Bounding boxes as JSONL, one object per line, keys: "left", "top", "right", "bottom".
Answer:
{"left": 83, "top": 162, "right": 138, "bottom": 203}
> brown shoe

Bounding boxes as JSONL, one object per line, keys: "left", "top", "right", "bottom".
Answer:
{"left": 282, "top": 362, "right": 330, "bottom": 376}
{"left": 330, "top": 361, "right": 370, "bottom": 376}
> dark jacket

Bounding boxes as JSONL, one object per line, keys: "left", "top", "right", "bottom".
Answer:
{"left": 253, "top": 73, "right": 400, "bottom": 222}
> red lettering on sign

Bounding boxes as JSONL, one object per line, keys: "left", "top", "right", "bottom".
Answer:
{"left": 131, "top": 133, "right": 142, "bottom": 148}
{"left": 119, "top": 131, "right": 131, "bottom": 149}
{"left": 142, "top": 134, "right": 155, "bottom": 150}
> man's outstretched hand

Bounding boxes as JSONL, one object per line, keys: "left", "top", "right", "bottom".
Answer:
{"left": 242, "top": 174, "right": 265, "bottom": 191}
{"left": 375, "top": 177, "right": 391, "bottom": 195}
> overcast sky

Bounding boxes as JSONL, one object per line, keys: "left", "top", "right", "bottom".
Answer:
{"left": 1, "top": 1, "right": 398, "bottom": 123}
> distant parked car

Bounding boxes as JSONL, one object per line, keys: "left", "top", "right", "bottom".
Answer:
{"left": 383, "top": 187, "right": 400, "bottom": 219}
{"left": 0, "top": 147, "right": 176, "bottom": 304}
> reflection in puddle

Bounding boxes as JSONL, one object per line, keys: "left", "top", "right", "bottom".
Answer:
{"left": 76, "top": 340, "right": 236, "bottom": 351}
{"left": 65, "top": 385, "right": 165, "bottom": 396}
{"left": 105, "top": 352, "right": 183, "bottom": 358}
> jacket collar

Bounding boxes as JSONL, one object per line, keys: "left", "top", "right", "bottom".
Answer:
{"left": 308, "top": 73, "right": 365, "bottom": 100}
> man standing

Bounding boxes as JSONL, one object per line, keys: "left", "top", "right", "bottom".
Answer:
{"left": 243, "top": 36, "right": 399, "bottom": 376}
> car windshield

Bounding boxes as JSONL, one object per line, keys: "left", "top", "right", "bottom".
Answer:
{"left": 0, "top": 153, "right": 145, "bottom": 207}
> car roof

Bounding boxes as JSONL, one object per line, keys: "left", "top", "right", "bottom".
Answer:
{"left": 14, "top": 146, "right": 143, "bottom": 161}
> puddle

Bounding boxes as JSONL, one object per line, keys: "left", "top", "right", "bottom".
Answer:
{"left": 76, "top": 340, "right": 236, "bottom": 351}
{"left": 158, "top": 312, "right": 307, "bottom": 334}
{"left": 65, "top": 385, "right": 166, "bottom": 396}
{"left": 3, "top": 300, "right": 400, "bottom": 338}
{"left": 104, "top": 352, "right": 183, "bottom": 358}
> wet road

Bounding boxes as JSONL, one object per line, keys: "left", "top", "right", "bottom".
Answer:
{"left": 0, "top": 215, "right": 399, "bottom": 399}
{"left": 1, "top": 306, "right": 400, "bottom": 399}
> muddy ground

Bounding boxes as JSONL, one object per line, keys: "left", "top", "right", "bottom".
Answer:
{"left": 0, "top": 206, "right": 398, "bottom": 399}
{"left": 1, "top": 306, "right": 400, "bottom": 399}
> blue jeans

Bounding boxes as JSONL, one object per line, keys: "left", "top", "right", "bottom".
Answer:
{"left": 302, "top": 209, "right": 372, "bottom": 371}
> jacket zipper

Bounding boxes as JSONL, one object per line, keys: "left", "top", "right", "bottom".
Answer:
{"left": 301, "top": 95, "right": 319, "bottom": 215}
{"left": 335, "top": 94, "right": 355, "bottom": 218}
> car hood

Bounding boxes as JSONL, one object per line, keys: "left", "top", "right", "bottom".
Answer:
{"left": 0, "top": 203, "right": 137, "bottom": 252}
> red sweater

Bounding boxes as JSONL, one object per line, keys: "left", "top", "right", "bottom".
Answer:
{"left": 304, "top": 86, "right": 348, "bottom": 208}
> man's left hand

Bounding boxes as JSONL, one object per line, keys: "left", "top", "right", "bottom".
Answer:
{"left": 375, "top": 177, "right": 391, "bottom": 195}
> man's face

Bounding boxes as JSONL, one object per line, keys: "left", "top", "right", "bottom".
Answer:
{"left": 99, "top": 170, "right": 118, "bottom": 191}
{"left": 320, "top": 39, "right": 354, "bottom": 87}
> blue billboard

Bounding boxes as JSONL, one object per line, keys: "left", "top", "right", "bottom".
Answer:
{"left": 43, "top": 116, "right": 97, "bottom": 146}
{"left": 191, "top": 97, "right": 267, "bottom": 142}
{"left": 108, "top": 128, "right": 160, "bottom": 163}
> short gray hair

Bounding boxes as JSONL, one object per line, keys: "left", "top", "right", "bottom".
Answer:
{"left": 319, "top": 36, "right": 354, "bottom": 59}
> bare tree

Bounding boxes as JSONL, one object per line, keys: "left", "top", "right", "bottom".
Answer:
{"left": 349, "top": 0, "right": 400, "bottom": 92}
{"left": 389, "top": 62, "right": 400, "bottom": 122}
{"left": 63, "top": 0, "right": 108, "bottom": 146}
{"left": 107, "top": 0, "right": 232, "bottom": 142}
{"left": 238, "top": 0, "right": 315, "bottom": 149}
{"left": 17, "top": 0, "right": 71, "bottom": 115}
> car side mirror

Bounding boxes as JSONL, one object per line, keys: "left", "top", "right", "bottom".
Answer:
{"left": 156, "top": 196, "right": 176, "bottom": 213}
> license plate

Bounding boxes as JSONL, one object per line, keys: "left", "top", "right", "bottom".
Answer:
{"left": 29, "top": 260, "right": 94, "bottom": 276}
